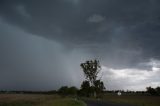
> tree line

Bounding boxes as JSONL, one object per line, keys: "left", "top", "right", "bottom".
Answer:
{"left": 146, "top": 86, "right": 160, "bottom": 95}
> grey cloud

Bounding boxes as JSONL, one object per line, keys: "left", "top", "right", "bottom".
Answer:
{"left": 15, "top": 4, "right": 31, "bottom": 19}
{"left": 1, "top": 1, "right": 158, "bottom": 53}
{"left": 88, "top": 14, "right": 105, "bottom": 23}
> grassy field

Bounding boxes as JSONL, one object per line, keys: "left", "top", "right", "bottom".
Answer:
{"left": 1, "top": 93, "right": 160, "bottom": 106}
{"left": 0, "top": 94, "right": 86, "bottom": 106}
{"left": 102, "top": 93, "right": 160, "bottom": 106}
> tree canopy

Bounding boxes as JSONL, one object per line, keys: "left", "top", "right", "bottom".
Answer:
{"left": 80, "top": 59, "right": 105, "bottom": 97}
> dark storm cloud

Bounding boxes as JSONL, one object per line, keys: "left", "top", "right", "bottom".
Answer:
{"left": 1, "top": 0, "right": 160, "bottom": 64}
{"left": 0, "top": 0, "right": 160, "bottom": 90}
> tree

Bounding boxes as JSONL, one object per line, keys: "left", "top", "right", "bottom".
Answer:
{"left": 156, "top": 86, "right": 160, "bottom": 95}
{"left": 58, "top": 86, "right": 78, "bottom": 96}
{"left": 146, "top": 86, "right": 157, "bottom": 95}
{"left": 58, "top": 86, "right": 69, "bottom": 96}
{"left": 80, "top": 60, "right": 101, "bottom": 86}
{"left": 68, "top": 86, "right": 78, "bottom": 96}
{"left": 94, "top": 80, "right": 105, "bottom": 94}
{"left": 80, "top": 59, "right": 105, "bottom": 97}
{"left": 80, "top": 80, "right": 90, "bottom": 97}
{"left": 81, "top": 80, "right": 90, "bottom": 90}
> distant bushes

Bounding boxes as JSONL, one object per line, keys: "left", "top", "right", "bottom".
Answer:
{"left": 58, "top": 86, "right": 78, "bottom": 96}
{"left": 146, "top": 86, "right": 160, "bottom": 96}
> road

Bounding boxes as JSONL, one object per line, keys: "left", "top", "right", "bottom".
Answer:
{"left": 84, "top": 100, "right": 134, "bottom": 106}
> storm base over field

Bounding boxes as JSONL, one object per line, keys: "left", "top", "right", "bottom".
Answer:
{"left": 0, "top": 0, "right": 160, "bottom": 91}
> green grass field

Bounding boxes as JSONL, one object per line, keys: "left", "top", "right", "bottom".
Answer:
{"left": 0, "top": 94, "right": 86, "bottom": 106}
{"left": 102, "top": 93, "right": 160, "bottom": 106}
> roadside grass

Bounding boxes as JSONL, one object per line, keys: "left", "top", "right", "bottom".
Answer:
{"left": 103, "top": 93, "right": 160, "bottom": 106}
{"left": 0, "top": 94, "right": 86, "bottom": 106}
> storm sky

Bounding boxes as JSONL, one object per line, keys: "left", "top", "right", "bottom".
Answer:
{"left": 0, "top": 0, "right": 160, "bottom": 91}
